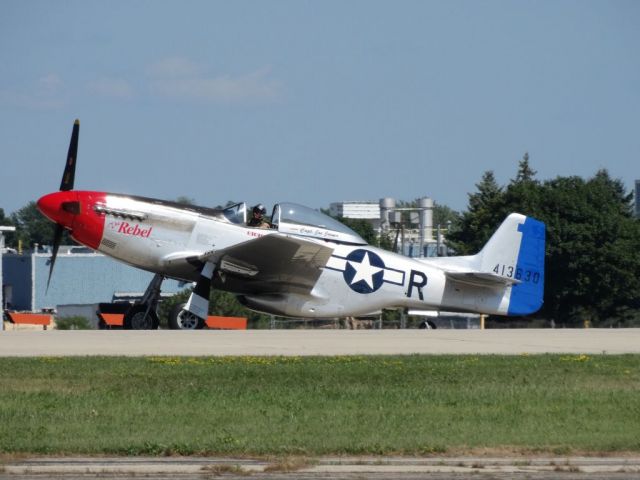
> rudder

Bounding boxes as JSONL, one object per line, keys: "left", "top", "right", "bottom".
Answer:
{"left": 507, "top": 216, "right": 545, "bottom": 315}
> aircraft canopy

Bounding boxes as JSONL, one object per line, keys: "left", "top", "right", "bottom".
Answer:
{"left": 221, "top": 201, "right": 367, "bottom": 245}
{"left": 272, "top": 202, "right": 366, "bottom": 245}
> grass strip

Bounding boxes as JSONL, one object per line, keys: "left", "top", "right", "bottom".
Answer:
{"left": 0, "top": 354, "right": 639, "bottom": 455}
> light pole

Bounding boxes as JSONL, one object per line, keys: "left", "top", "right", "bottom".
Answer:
{"left": 0, "top": 226, "right": 16, "bottom": 332}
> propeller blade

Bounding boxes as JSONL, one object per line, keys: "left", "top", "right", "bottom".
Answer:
{"left": 46, "top": 224, "right": 64, "bottom": 293}
{"left": 59, "top": 119, "right": 79, "bottom": 191}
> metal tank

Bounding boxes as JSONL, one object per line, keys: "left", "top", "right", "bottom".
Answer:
{"left": 379, "top": 197, "right": 396, "bottom": 232}
{"left": 418, "top": 197, "right": 433, "bottom": 257}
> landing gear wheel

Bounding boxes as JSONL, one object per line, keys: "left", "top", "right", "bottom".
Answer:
{"left": 418, "top": 320, "right": 437, "bottom": 330}
{"left": 169, "top": 303, "right": 205, "bottom": 330}
{"left": 123, "top": 305, "right": 160, "bottom": 330}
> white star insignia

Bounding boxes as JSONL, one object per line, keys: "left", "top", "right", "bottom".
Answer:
{"left": 348, "top": 252, "right": 383, "bottom": 289}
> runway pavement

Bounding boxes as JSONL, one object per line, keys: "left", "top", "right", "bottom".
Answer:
{"left": 1, "top": 328, "right": 639, "bottom": 356}
{"left": 2, "top": 455, "right": 640, "bottom": 479}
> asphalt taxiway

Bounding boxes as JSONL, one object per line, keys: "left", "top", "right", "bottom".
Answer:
{"left": 1, "top": 328, "right": 639, "bottom": 356}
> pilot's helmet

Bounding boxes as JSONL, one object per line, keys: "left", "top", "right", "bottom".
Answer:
{"left": 253, "top": 204, "right": 266, "bottom": 216}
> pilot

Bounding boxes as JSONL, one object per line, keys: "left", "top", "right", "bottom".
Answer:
{"left": 247, "top": 204, "right": 271, "bottom": 229}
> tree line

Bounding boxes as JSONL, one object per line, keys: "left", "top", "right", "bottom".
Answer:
{"left": 446, "top": 154, "right": 640, "bottom": 327}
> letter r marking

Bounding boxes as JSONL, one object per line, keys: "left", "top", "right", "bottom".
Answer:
{"left": 407, "top": 269, "right": 428, "bottom": 301}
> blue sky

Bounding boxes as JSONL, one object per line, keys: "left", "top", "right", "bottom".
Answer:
{"left": 1, "top": 0, "right": 638, "bottom": 215}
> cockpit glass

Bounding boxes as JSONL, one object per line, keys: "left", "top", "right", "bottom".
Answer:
{"left": 277, "top": 202, "right": 366, "bottom": 244}
{"left": 222, "top": 202, "right": 247, "bottom": 225}
{"left": 270, "top": 204, "right": 280, "bottom": 228}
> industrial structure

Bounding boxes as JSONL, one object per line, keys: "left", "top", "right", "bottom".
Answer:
{"left": 330, "top": 197, "right": 447, "bottom": 257}
{"left": 0, "top": 226, "right": 16, "bottom": 331}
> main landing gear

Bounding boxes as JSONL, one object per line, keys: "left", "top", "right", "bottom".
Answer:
{"left": 169, "top": 302, "right": 205, "bottom": 330}
{"left": 123, "top": 261, "right": 215, "bottom": 330}
{"left": 167, "top": 261, "right": 216, "bottom": 330}
{"left": 123, "top": 273, "right": 163, "bottom": 330}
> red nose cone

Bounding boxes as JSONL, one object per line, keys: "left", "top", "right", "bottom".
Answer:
{"left": 37, "top": 191, "right": 78, "bottom": 229}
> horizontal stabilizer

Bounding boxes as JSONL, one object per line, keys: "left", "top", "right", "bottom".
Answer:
{"left": 445, "top": 271, "right": 521, "bottom": 288}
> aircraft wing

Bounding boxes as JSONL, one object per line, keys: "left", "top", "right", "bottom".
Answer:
{"left": 444, "top": 271, "right": 521, "bottom": 288}
{"left": 203, "top": 234, "right": 334, "bottom": 294}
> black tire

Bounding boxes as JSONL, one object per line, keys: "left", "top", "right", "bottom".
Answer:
{"left": 418, "top": 320, "right": 437, "bottom": 330}
{"left": 123, "top": 305, "right": 160, "bottom": 330}
{"left": 169, "top": 302, "right": 205, "bottom": 330}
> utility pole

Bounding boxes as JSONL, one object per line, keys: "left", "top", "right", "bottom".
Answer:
{"left": 0, "top": 226, "right": 16, "bottom": 332}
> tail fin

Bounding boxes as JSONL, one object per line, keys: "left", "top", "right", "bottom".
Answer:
{"left": 479, "top": 213, "right": 546, "bottom": 315}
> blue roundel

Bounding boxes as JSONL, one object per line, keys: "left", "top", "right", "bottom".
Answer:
{"left": 343, "top": 249, "right": 385, "bottom": 294}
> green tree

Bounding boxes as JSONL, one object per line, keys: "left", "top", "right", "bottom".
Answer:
{"left": 209, "top": 290, "right": 271, "bottom": 328}
{"left": 335, "top": 216, "right": 384, "bottom": 247}
{"left": 175, "top": 196, "right": 195, "bottom": 205}
{"left": 447, "top": 171, "right": 506, "bottom": 254}
{"left": 0, "top": 208, "right": 17, "bottom": 251}
{"left": 538, "top": 170, "right": 640, "bottom": 326}
{"left": 514, "top": 152, "right": 536, "bottom": 183}
{"left": 433, "top": 202, "right": 460, "bottom": 228}
{"left": 0, "top": 208, "right": 15, "bottom": 240}
{"left": 451, "top": 156, "right": 640, "bottom": 326}
{"left": 9, "top": 201, "right": 71, "bottom": 249}
{"left": 502, "top": 152, "right": 541, "bottom": 216}
{"left": 0, "top": 208, "right": 13, "bottom": 226}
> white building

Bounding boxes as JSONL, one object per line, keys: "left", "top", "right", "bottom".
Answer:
{"left": 329, "top": 201, "right": 381, "bottom": 229}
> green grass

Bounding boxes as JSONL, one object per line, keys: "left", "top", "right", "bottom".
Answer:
{"left": 0, "top": 354, "right": 639, "bottom": 455}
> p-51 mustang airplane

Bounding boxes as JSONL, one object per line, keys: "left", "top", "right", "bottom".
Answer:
{"left": 38, "top": 120, "right": 545, "bottom": 329}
